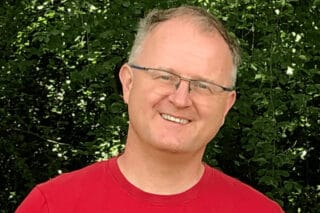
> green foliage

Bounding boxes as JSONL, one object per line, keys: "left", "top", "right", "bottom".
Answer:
{"left": 204, "top": 0, "right": 320, "bottom": 212}
{"left": 1, "top": 0, "right": 319, "bottom": 212}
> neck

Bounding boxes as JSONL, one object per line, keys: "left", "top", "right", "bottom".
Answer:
{"left": 117, "top": 137, "right": 205, "bottom": 195}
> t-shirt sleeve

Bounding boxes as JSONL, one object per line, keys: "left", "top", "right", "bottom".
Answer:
{"left": 274, "top": 203, "right": 285, "bottom": 213}
{"left": 15, "top": 186, "right": 48, "bottom": 213}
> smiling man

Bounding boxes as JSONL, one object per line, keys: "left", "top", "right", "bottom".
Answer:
{"left": 16, "top": 6, "right": 284, "bottom": 213}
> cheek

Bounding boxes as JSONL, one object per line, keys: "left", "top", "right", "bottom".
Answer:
{"left": 128, "top": 83, "right": 163, "bottom": 112}
{"left": 205, "top": 110, "right": 224, "bottom": 125}
{"left": 201, "top": 101, "right": 228, "bottom": 123}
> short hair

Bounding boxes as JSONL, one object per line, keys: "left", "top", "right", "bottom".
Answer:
{"left": 128, "top": 5, "right": 241, "bottom": 86}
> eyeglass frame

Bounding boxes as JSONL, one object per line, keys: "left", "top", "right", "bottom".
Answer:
{"left": 128, "top": 63, "right": 235, "bottom": 95}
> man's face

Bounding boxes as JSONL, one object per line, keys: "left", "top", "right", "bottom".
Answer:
{"left": 120, "top": 18, "right": 236, "bottom": 155}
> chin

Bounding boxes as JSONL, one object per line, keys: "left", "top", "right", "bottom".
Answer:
{"left": 150, "top": 139, "right": 197, "bottom": 155}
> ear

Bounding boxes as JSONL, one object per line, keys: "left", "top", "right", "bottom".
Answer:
{"left": 119, "top": 64, "right": 134, "bottom": 104}
{"left": 223, "top": 91, "right": 236, "bottom": 117}
{"left": 220, "top": 91, "right": 236, "bottom": 126}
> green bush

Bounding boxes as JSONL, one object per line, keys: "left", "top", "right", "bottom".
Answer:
{"left": 1, "top": 0, "right": 319, "bottom": 212}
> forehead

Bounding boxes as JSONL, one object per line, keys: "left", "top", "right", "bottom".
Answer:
{"left": 136, "top": 17, "right": 234, "bottom": 85}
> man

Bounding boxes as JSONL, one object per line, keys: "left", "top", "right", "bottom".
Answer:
{"left": 16, "top": 6, "right": 284, "bottom": 212}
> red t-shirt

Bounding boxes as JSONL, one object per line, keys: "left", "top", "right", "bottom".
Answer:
{"left": 16, "top": 157, "right": 284, "bottom": 212}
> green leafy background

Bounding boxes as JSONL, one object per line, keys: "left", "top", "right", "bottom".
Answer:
{"left": 0, "top": 0, "right": 319, "bottom": 212}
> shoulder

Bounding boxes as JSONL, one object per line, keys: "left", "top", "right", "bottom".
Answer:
{"left": 34, "top": 158, "right": 115, "bottom": 203}
{"left": 203, "top": 165, "right": 284, "bottom": 212}
{"left": 42, "top": 159, "right": 108, "bottom": 188}
{"left": 16, "top": 159, "right": 113, "bottom": 212}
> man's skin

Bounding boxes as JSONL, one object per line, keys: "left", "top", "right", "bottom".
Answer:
{"left": 118, "top": 16, "right": 236, "bottom": 195}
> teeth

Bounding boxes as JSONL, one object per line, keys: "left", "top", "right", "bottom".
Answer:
{"left": 161, "top": 114, "right": 189, "bottom": 124}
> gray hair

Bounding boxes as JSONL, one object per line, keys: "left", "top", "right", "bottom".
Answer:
{"left": 128, "top": 6, "right": 240, "bottom": 86}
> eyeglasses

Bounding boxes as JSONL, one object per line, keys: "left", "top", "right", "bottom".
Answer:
{"left": 128, "top": 64, "right": 234, "bottom": 96}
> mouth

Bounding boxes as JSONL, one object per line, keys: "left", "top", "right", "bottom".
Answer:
{"left": 161, "top": 113, "right": 190, "bottom": 125}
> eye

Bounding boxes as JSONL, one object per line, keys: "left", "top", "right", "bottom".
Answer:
{"left": 159, "top": 74, "right": 171, "bottom": 81}
{"left": 192, "top": 81, "right": 216, "bottom": 95}
{"left": 152, "top": 70, "right": 176, "bottom": 83}
{"left": 197, "top": 81, "right": 211, "bottom": 90}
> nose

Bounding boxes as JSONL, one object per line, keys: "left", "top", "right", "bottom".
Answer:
{"left": 168, "top": 80, "right": 192, "bottom": 107}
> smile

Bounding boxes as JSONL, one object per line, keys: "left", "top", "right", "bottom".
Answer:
{"left": 161, "top": 113, "right": 190, "bottom": 124}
